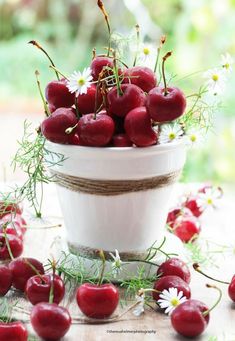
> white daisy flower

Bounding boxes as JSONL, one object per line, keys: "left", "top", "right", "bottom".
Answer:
{"left": 109, "top": 249, "right": 123, "bottom": 278}
{"left": 185, "top": 128, "right": 204, "bottom": 147}
{"left": 133, "top": 290, "right": 145, "bottom": 317}
{"left": 66, "top": 67, "right": 93, "bottom": 97}
{"left": 159, "top": 124, "right": 184, "bottom": 144}
{"left": 157, "top": 287, "right": 187, "bottom": 315}
{"left": 137, "top": 43, "right": 157, "bottom": 69}
{"left": 197, "top": 187, "right": 221, "bottom": 211}
{"left": 221, "top": 53, "right": 234, "bottom": 73}
{"left": 204, "top": 68, "right": 226, "bottom": 95}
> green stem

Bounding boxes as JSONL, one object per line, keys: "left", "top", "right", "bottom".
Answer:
{"left": 113, "top": 52, "right": 122, "bottom": 96}
{"left": 154, "top": 35, "right": 166, "bottom": 73}
{"left": 203, "top": 284, "right": 223, "bottom": 316}
{"left": 35, "top": 71, "right": 50, "bottom": 117}
{"left": 193, "top": 263, "right": 230, "bottom": 285}
{"left": 3, "top": 227, "right": 14, "bottom": 261}
{"left": 162, "top": 51, "right": 172, "bottom": 96}
{"left": 98, "top": 250, "right": 106, "bottom": 286}
{"left": 49, "top": 65, "right": 68, "bottom": 80}
{"left": 49, "top": 262, "right": 56, "bottom": 304}
{"left": 24, "top": 259, "right": 45, "bottom": 283}
{"left": 133, "top": 24, "right": 140, "bottom": 67}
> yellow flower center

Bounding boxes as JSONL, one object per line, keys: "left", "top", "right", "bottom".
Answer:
{"left": 169, "top": 132, "right": 176, "bottom": 140}
{"left": 212, "top": 74, "right": 219, "bottom": 82}
{"left": 223, "top": 63, "right": 230, "bottom": 69}
{"left": 190, "top": 134, "right": 197, "bottom": 142}
{"left": 207, "top": 198, "right": 213, "bottom": 205}
{"left": 78, "top": 78, "right": 85, "bottom": 86}
{"left": 143, "top": 47, "right": 150, "bottom": 55}
{"left": 171, "top": 298, "right": 180, "bottom": 307}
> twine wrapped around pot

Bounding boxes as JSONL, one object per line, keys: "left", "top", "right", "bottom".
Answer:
{"left": 50, "top": 169, "right": 181, "bottom": 196}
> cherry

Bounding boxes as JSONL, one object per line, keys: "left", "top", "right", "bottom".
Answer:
{"left": 157, "top": 258, "right": 191, "bottom": 284}
{"left": 0, "top": 213, "right": 27, "bottom": 235}
{"left": 0, "top": 201, "right": 22, "bottom": 219}
{"left": 152, "top": 275, "right": 191, "bottom": 302}
{"left": 173, "top": 215, "right": 201, "bottom": 243}
{"left": 0, "top": 321, "right": 28, "bottom": 341}
{"left": 228, "top": 275, "right": 235, "bottom": 302}
{"left": 112, "top": 134, "right": 132, "bottom": 147}
{"left": 76, "top": 283, "right": 119, "bottom": 319}
{"left": 107, "top": 84, "right": 145, "bottom": 118}
{"left": 77, "top": 113, "right": 115, "bottom": 147}
{"left": 184, "top": 196, "right": 203, "bottom": 217}
{"left": 171, "top": 299, "right": 209, "bottom": 337}
{"left": 166, "top": 206, "right": 192, "bottom": 229}
{"left": 0, "top": 265, "right": 12, "bottom": 296}
{"left": 45, "top": 78, "right": 75, "bottom": 110}
{"left": 90, "top": 56, "right": 114, "bottom": 81}
{"left": 123, "top": 66, "right": 156, "bottom": 93}
{"left": 77, "top": 84, "right": 103, "bottom": 115}
{"left": 9, "top": 257, "right": 44, "bottom": 291}
{"left": 0, "top": 233, "right": 23, "bottom": 260}
{"left": 124, "top": 106, "right": 158, "bottom": 147}
{"left": 0, "top": 221, "right": 24, "bottom": 241}
{"left": 31, "top": 302, "right": 71, "bottom": 341}
{"left": 41, "top": 107, "right": 78, "bottom": 144}
{"left": 26, "top": 274, "right": 65, "bottom": 305}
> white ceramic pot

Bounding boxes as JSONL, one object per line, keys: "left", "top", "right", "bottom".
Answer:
{"left": 46, "top": 140, "right": 186, "bottom": 269}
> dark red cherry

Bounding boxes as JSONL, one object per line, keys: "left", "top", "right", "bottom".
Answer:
{"left": 146, "top": 86, "right": 186, "bottom": 122}
{"left": 124, "top": 106, "right": 158, "bottom": 147}
{"left": 0, "top": 234, "right": 23, "bottom": 260}
{"left": 171, "top": 299, "right": 209, "bottom": 337}
{"left": 26, "top": 274, "right": 65, "bottom": 305}
{"left": 228, "top": 275, "right": 235, "bottom": 302}
{"left": 107, "top": 84, "right": 146, "bottom": 118}
{"left": 45, "top": 78, "right": 75, "bottom": 110}
{"left": 174, "top": 215, "right": 201, "bottom": 243}
{"left": 76, "top": 283, "right": 119, "bottom": 319}
{"left": 185, "top": 197, "right": 203, "bottom": 217}
{"left": 77, "top": 84, "right": 103, "bottom": 115}
{"left": 0, "top": 213, "right": 27, "bottom": 235}
{"left": 9, "top": 257, "right": 44, "bottom": 291}
{"left": 123, "top": 66, "right": 156, "bottom": 93}
{"left": 157, "top": 258, "right": 191, "bottom": 284}
{"left": 0, "top": 321, "right": 28, "bottom": 341}
{"left": 112, "top": 134, "right": 132, "bottom": 147}
{"left": 91, "top": 56, "right": 114, "bottom": 81}
{"left": 31, "top": 302, "right": 71, "bottom": 341}
{"left": 0, "top": 221, "right": 24, "bottom": 241}
{"left": 41, "top": 107, "right": 78, "bottom": 144}
{"left": 0, "top": 201, "right": 22, "bottom": 219}
{"left": 77, "top": 113, "right": 115, "bottom": 147}
{"left": 167, "top": 206, "right": 193, "bottom": 228}
{"left": 0, "top": 265, "right": 12, "bottom": 296}
{"left": 153, "top": 275, "right": 191, "bottom": 302}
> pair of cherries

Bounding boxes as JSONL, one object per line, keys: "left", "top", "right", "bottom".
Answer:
{"left": 152, "top": 257, "right": 218, "bottom": 338}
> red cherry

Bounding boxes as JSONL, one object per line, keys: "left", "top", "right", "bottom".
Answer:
{"left": 124, "top": 106, "right": 158, "bottom": 147}
{"left": 26, "top": 274, "right": 65, "bottom": 305}
{"left": 171, "top": 299, "right": 209, "bottom": 337}
{"left": 76, "top": 283, "right": 119, "bottom": 319}
{"left": 167, "top": 206, "right": 192, "bottom": 229}
{"left": 157, "top": 258, "right": 191, "bottom": 284}
{"left": 228, "top": 275, "right": 235, "bottom": 302}
{"left": 77, "top": 113, "right": 115, "bottom": 147}
{"left": 41, "top": 107, "right": 78, "bottom": 144}
{"left": 152, "top": 275, "right": 191, "bottom": 302}
{"left": 0, "top": 321, "right": 28, "bottom": 341}
{"left": 123, "top": 66, "right": 156, "bottom": 93}
{"left": 0, "top": 201, "right": 22, "bottom": 219}
{"left": 0, "top": 213, "right": 27, "bottom": 235}
{"left": 45, "top": 78, "right": 75, "bottom": 110}
{"left": 146, "top": 86, "right": 186, "bottom": 122}
{"left": 0, "top": 234, "right": 23, "bottom": 260}
{"left": 91, "top": 56, "right": 114, "bottom": 81}
{"left": 0, "top": 221, "right": 24, "bottom": 241}
{"left": 198, "top": 183, "right": 212, "bottom": 194}
{"left": 173, "top": 215, "right": 201, "bottom": 243}
{"left": 9, "top": 257, "right": 44, "bottom": 291}
{"left": 0, "top": 265, "right": 12, "bottom": 296}
{"left": 112, "top": 134, "right": 132, "bottom": 147}
{"left": 185, "top": 196, "right": 203, "bottom": 217}
{"left": 107, "top": 84, "right": 146, "bottom": 118}
{"left": 68, "top": 133, "right": 80, "bottom": 145}
{"left": 76, "top": 84, "right": 103, "bottom": 115}
{"left": 31, "top": 302, "right": 71, "bottom": 341}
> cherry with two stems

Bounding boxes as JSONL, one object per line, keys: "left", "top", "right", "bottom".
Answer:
{"left": 171, "top": 284, "right": 222, "bottom": 337}
{"left": 76, "top": 250, "right": 119, "bottom": 319}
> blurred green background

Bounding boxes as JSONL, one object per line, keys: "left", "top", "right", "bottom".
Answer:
{"left": 0, "top": 0, "right": 235, "bottom": 183}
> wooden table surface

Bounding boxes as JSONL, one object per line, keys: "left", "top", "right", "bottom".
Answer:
{"left": 3, "top": 183, "right": 235, "bottom": 341}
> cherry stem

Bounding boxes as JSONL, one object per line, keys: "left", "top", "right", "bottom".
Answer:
{"left": 97, "top": 0, "right": 111, "bottom": 57}
{"left": 162, "top": 51, "right": 172, "bottom": 96}
{"left": 28, "top": 40, "right": 60, "bottom": 80}
{"left": 113, "top": 52, "right": 122, "bottom": 96}
{"left": 92, "top": 47, "right": 96, "bottom": 60}
{"left": 49, "top": 65, "right": 68, "bottom": 80}
{"left": 65, "top": 123, "right": 78, "bottom": 135}
{"left": 21, "top": 223, "right": 62, "bottom": 230}
{"left": 3, "top": 226, "right": 14, "bottom": 261}
{"left": 154, "top": 35, "right": 166, "bottom": 74}
{"left": 49, "top": 258, "right": 56, "bottom": 304}
{"left": 133, "top": 24, "right": 140, "bottom": 67}
{"left": 193, "top": 263, "right": 230, "bottom": 285}
{"left": 203, "top": 284, "right": 223, "bottom": 316}
{"left": 140, "top": 288, "right": 161, "bottom": 295}
{"left": 24, "top": 259, "right": 45, "bottom": 283}
{"left": 98, "top": 250, "right": 106, "bottom": 286}
{"left": 35, "top": 71, "right": 50, "bottom": 117}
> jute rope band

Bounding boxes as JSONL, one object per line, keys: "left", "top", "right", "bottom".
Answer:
{"left": 51, "top": 169, "right": 182, "bottom": 196}
{"left": 68, "top": 242, "right": 149, "bottom": 261}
